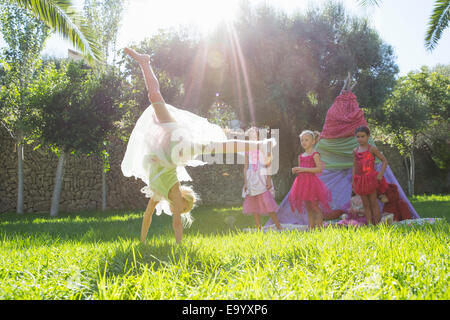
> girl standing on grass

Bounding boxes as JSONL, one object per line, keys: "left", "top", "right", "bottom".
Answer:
{"left": 352, "top": 126, "right": 388, "bottom": 225}
{"left": 242, "top": 127, "right": 282, "bottom": 230}
{"left": 288, "top": 130, "right": 332, "bottom": 229}
{"left": 121, "top": 48, "right": 276, "bottom": 244}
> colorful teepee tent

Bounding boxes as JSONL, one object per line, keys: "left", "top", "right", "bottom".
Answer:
{"left": 266, "top": 90, "right": 419, "bottom": 227}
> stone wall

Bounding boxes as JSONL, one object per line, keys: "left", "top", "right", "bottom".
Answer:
{"left": 0, "top": 126, "right": 445, "bottom": 214}
{"left": 0, "top": 127, "right": 293, "bottom": 213}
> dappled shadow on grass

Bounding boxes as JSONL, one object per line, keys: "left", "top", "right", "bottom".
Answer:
{"left": 95, "top": 238, "right": 211, "bottom": 280}
{"left": 0, "top": 205, "right": 260, "bottom": 244}
{"left": 2, "top": 202, "right": 448, "bottom": 243}
{"left": 184, "top": 205, "right": 268, "bottom": 236}
{"left": 85, "top": 207, "right": 264, "bottom": 281}
{"left": 0, "top": 210, "right": 148, "bottom": 243}
{"left": 99, "top": 220, "right": 450, "bottom": 281}
{"left": 2, "top": 203, "right": 447, "bottom": 246}
{"left": 90, "top": 206, "right": 262, "bottom": 277}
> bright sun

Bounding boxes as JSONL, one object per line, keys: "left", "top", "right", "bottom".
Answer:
{"left": 118, "top": 0, "right": 240, "bottom": 46}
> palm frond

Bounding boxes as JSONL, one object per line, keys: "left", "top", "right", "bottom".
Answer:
{"left": 12, "top": 0, "right": 104, "bottom": 64}
{"left": 425, "top": 0, "right": 450, "bottom": 51}
{"left": 356, "top": 0, "right": 381, "bottom": 7}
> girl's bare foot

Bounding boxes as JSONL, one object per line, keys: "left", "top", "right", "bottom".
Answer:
{"left": 124, "top": 47, "right": 150, "bottom": 64}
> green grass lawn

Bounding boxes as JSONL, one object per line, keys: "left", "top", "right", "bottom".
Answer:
{"left": 0, "top": 195, "right": 448, "bottom": 299}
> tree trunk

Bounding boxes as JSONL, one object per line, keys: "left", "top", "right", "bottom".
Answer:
{"left": 50, "top": 150, "right": 66, "bottom": 217}
{"left": 16, "top": 136, "right": 24, "bottom": 214}
{"left": 404, "top": 150, "right": 415, "bottom": 197}
{"left": 102, "top": 167, "right": 107, "bottom": 211}
{"left": 410, "top": 149, "right": 415, "bottom": 196}
{"left": 404, "top": 157, "right": 411, "bottom": 197}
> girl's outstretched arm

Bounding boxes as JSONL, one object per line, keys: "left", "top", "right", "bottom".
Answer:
{"left": 124, "top": 47, "right": 174, "bottom": 123}
{"left": 207, "top": 138, "right": 275, "bottom": 155}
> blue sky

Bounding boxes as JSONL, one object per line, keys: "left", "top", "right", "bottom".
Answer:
{"left": 5, "top": 0, "right": 450, "bottom": 76}
{"left": 367, "top": 0, "right": 450, "bottom": 75}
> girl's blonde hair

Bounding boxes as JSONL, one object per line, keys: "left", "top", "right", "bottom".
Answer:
{"left": 179, "top": 185, "right": 199, "bottom": 228}
{"left": 299, "top": 130, "right": 321, "bottom": 145}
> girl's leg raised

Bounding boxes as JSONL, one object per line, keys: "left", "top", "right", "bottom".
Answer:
{"left": 124, "top": 47, "right": 174, "bottom": 123}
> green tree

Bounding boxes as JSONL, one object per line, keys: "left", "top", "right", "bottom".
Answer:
{"left": 93, "top": 68, "right": 127, "bottom": 211}
{"left": 381, "top": 84, "right": 429, "bottom": 196}
{"left": 410, "top": 67, "right": 450, "bottom": 192}
{"left": 121, "top": 2, "right": 398, "bottom": 190}
{"left": 82, "top": 0, "right": 125, "bottom": 210}
{"left": 82, "top": 0, "right": 124, "bottom": 65}
{"left": 0, "top": 2, "right": 49, "bottom": 214}
{"left": 378, "top": 67, "right": 450, "bottom": 195}
{"left": 408, "top": 66, "right": 450, "bottom": 120}
{"left": 208, "top": 99, "right": 238, "bottom": 128}
{"left": 214, "top": 2, "right": 398, "bottom": 171}
{"left": 30, "top": 61, "right": 123, "bottom": 216}
{"left": 432, "top": 63, "right": 450, "bottom": 77}
{"left": 6, "top": 0, "right": 102, "bottom": 62}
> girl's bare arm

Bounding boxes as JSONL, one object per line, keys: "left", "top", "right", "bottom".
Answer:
{"left": 141, "top": 198, "right": 159, "bottom": 242}
{"left": 370, "top": 145, "right": 388, "bottom": 179}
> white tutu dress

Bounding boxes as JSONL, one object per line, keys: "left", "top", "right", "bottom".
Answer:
{"left": 241, "top": 150, "right": 275, "bottom": 198}
{"left": 121, "top": 103, "right": 228, "bottom": 216}
{"left": 121, "top": 102, "right": 277, "bottom": 217}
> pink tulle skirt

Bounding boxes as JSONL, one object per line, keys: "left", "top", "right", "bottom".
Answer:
{"left": 353, "top": 171, "right": 388, "bottom": 196}
{"left": 288, "top": 173, "right": 332, "bottom": 213}
{"left": 243, "top": 190, "right": 279, "bottom": 215}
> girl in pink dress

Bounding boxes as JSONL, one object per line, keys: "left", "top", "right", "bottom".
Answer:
{"left": 242, "top": 127, "right": 282, "bottom": 230}
{"left": 352, "top": 126, "right": 388, "bottom": 225}
{"left": 288, "top": 130, "right": 332, "bottom": 229}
